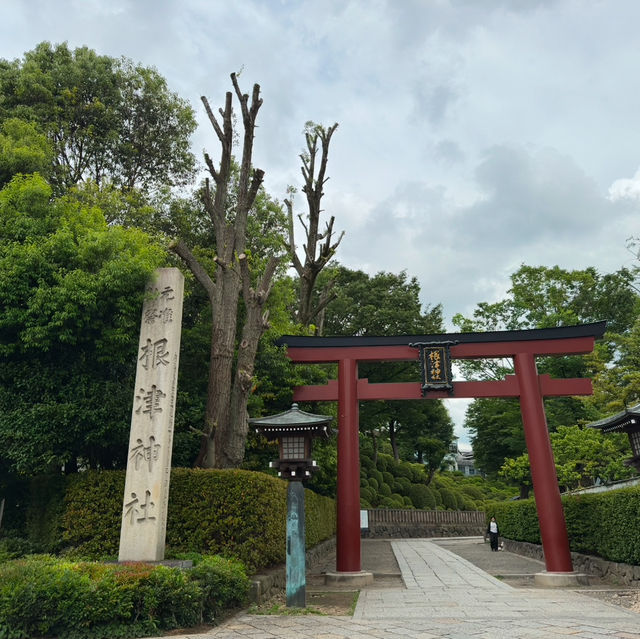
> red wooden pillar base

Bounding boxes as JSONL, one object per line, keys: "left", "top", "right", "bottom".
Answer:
{"left": 515, "top": 352, "right": 573, "bottom": 573}
{"left": 336, "top": 357, "right": 361, "bottom": 573}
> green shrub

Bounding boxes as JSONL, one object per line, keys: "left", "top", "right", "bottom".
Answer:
{"left": 410, "top": 465, "right": 426, "bottom": 484}
{"left": 360, "top": 487, "right": 375, "bottom": 504}
{"left": 379, "top": 483, "right": 392, "bottom": 498}
{"left": 453, "top": 492, "right": 465, "bottom": 511}
{"left": 394, "top": 463, "right": 414, "bottom": 481}
{"left": 394, "top": 477, "right": 412, "bottom": 496}
{"left": 0, "top": 555, "right": 248, "bottom": 639}
{"left": 367, "top": 477, "right": 379, "bottom": 491}
{"left": 376, "top": 454, "right": 390, "bottom": 472}
{"left": 461, "top": 485, "right": 484, "bottom": 501}
{"left": 460, "top": 496, "right": 477, "bottom": 511}
{"left": 0, "top": 535, "right": 38, "bottom": 562}
{"left": 439, "top": 488, "right": 457, "bottom": 510}
{"left": 188, "top": 555, "right": 249, "bottom": 620}
{"left": 407, "top": 484, "right": 431, "bottom": 509}
{"left": 382, "top": 471, "right": 394, "bottom": 486}
{"left": 20, "top": 468, "right": 336, "bottom": 573}
{"left": 379, "top": 497, "right": 403, "bottom": 509}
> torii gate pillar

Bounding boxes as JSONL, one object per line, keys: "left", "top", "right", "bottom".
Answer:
{"left": 515, "top": 352, "right": 572, "bottom": 572}
{"left": 336, "top": 358, "right": 363, "bottom": 573}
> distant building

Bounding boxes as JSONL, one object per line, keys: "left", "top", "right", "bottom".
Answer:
{"left": 443, "top": 440, "right": 482, "bottom": 476}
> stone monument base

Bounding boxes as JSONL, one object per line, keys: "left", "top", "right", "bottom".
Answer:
{"left": 534, "top": 571, "right": 590, "bottom": 587}
{"left": 116, "top": 559, "right": 193, "bottom": 570}
{"left": 325, "top": 570, "right": 374, "bottom": 587}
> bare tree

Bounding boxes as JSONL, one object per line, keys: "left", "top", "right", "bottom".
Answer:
{"left": 285, "top": 122, "right": 343, "bottom": 331}
{"left": 170, "top": 73, "right": 279, "bottom": 468}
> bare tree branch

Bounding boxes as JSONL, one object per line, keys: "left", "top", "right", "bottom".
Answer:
{"left": 169, "top": 239, "right": 216, "bottom": 302}
{"left": 286, "top": 122, "right": 342, "bottom": 328}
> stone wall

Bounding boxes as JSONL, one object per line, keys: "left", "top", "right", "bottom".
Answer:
{"left": 504, "top": 539, "right": 640, "bottom": 586}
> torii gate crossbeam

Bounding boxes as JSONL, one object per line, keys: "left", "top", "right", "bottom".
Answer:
{"left": 276, "top": 322, "right": 606, "bottom": 578}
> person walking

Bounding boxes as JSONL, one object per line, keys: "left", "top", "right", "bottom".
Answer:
{"left": 487, "top": 516, "right": 499, "bottom": 551}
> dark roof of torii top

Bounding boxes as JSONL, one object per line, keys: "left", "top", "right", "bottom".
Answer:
{"left": 587, "top": 404, "right": 640, "bottom": 433}
{"left": 248, "top": 403, "right": 333, "bottom": 428}
{"left": 275, "top": 321, "right": 607, "bottom": 349}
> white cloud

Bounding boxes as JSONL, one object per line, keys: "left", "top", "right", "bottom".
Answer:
{"left": 608, "top": 168, "right": 640, "bottom": 204}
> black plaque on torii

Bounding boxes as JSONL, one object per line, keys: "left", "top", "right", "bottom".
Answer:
{"left": 409, "top": 341, "right": 457, "bottom": 396}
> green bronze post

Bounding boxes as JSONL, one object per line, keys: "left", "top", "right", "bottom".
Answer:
{"left": 286, "top": 480, "right": 306, "bottom": 607}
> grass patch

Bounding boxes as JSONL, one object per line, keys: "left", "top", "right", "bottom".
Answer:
{"left": 249, "top": 590, "right": 359, "bottom": 616}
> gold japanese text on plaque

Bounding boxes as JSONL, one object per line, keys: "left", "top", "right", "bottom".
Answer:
{"left": 409, "top": 341, "right": 456, "bottom": 396}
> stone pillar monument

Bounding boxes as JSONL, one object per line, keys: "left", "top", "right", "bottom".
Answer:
{"left": 118, "top": 268, "right": 184, "bottom": 562}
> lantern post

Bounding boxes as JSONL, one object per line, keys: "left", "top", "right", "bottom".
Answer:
{"left": 250, "top": 404, "right": 332, "bottom": 608}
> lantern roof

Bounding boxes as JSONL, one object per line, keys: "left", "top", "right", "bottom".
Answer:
{"left": 249, "top": 403, "right": 333, "bottom": 438}
{"left": 586, "top": 404, "right": 640, "bottom": 433}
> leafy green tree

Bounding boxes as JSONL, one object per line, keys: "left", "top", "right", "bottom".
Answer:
{"left": 500, "top": 426, "right": 633, "bottom": 494}
{"left": 465, "top": 398, "right": 525, "bottom": 475}
{"left": 550, "top": 425, "right": 633, "bottom": 490}
{"left": 0, "top": 118, "right": 52, "bottom": 187}
{"left": 589, "top": 314, "right": 640, "bottom": 413}
{"left": 0, "top": 174, "right": 165, "bottom": 475}
{"left": 322, "top": 267, "right": 453, "bottom": 472}
{"left": 498, "top": 453, "right": 532, "bottom": 499}
{"left": 455, "top": 264, "right": 639, "bottom": 474}
{"left": 0, "top": 41, "right": 196, "bottom": 193}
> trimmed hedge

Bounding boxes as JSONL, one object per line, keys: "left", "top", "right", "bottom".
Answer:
{"left": 6, "top": 469, "right": 336, "bottom": 572}
{"left": 0, "top": 554, "right": 249, "bottom": 639}
{"left": 486, "top": 486, "right": 640, "bottom": 565}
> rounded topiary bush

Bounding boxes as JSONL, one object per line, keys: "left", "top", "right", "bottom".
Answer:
{"left": 439, "top": 487, "right": 458, "bottom": 510}
{"left": 395, "top": 476, "right": 412, "bottom": 496}
{"left": 379, "top": 483, "right": 392, "bottom": 498}
{"left": 461, "top": 485, "right": 484, "bottom": 501}
{"left": 408, "top": 484, "right": 436, "bottom": 509}
{"left": 382, "top": 471, "right": 394, "bottom": 486}
{"left": 360, "top": 486, "right": 375, "bottom": 504}
{"left": 394, "top": 464, "right": 414, "bottom": 480}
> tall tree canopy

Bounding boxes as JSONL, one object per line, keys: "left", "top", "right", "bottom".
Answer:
{"left": 455, "top": 264, "right": 639, "bottom": 476}
{"left": 0, "top": 174, "right": 165, "bottom": 475}
{"left": 0, "top": 42, "right": 197, "bottom": 193}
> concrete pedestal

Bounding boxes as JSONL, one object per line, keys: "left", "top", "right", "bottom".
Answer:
{"left": 534, "top": 571, "right": 590, "bottom": 587}
{"left": 325, "top": 571, "right": 374, "bottom": 587}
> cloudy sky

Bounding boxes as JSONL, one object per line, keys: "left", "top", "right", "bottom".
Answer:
{"left": 3, "top": 0, "right": 640, "bottom": 441}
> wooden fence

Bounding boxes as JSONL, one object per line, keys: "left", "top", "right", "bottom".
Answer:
{"left": 362, "top": 509, "right": 486, "bottom": 538}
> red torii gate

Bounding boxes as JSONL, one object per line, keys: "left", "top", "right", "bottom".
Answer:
{"left": 277, "top": 321, "right": 606, "bottom": 579}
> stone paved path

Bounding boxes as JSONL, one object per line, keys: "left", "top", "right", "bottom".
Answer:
{"left": 153, "top": 538, "right": 640, "bottom": 638}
